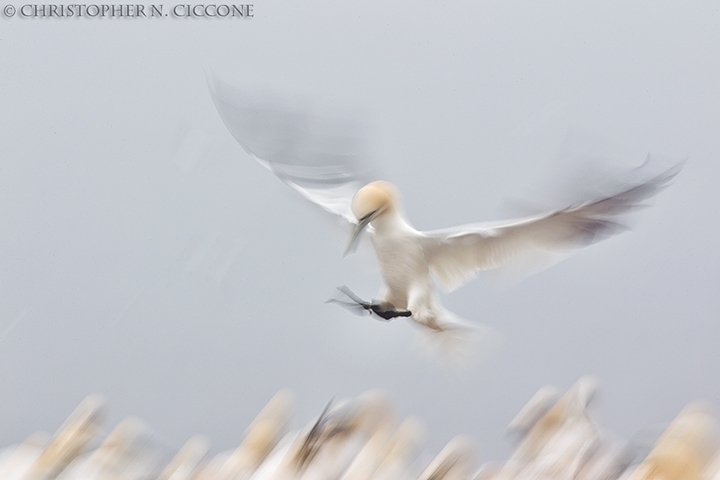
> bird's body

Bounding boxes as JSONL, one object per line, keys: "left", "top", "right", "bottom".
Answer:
{"left": 342, "top": 179, "right": 474, "bottom": 332}
{"left": 209, "top": 81, "right": 682, "bottom": 337}
{"left": 364, "top": 206, "right": 455, "bottom": 332}
{"left": 369, "top": 213, "right": 420, "bottom": 308}
{"left": 372, "top": 229, "right": 435, "bottom": 328}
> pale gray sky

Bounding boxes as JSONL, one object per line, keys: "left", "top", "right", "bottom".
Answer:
{"left": 1, "top": 0, "right": 719, "bottom": 461}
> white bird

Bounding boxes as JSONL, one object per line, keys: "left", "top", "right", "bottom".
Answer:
{"left": 209, "top": 81, "right": 682, "bottom": 336}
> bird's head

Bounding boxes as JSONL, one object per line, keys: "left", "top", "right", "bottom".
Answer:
{"left": 345, "top": 181, "right": 399, "bottom": 255}
{"left": 351, "top": 181, "right": 398, "bottom": 221}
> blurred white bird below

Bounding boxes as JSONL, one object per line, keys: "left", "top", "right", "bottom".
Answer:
{"left": 2, "top": 378, "right": 718, "bottom": 479}
{"left": 209, "top": 80, "right": 682, "bottom": 340}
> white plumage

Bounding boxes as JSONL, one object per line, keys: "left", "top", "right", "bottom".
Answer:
{"left": 210, "top": 81, "right": 681, "bottom": 335}
{"left": 3, "top": 381, "right": 719, "bottom": 480}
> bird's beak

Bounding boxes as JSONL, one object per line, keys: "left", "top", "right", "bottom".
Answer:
{"left": 344, "top": 212, "right": 375, "bottom": 256}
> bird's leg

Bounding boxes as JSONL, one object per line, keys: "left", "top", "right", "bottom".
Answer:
{"left": 327, "top": 286, "right": 412, "bottom": 321}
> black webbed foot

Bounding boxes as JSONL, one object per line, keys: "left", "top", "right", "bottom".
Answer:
{"left": 327, "top": 286, "right": 412, "bottom": 321}
{"left": 369, "top": 304, "right": 413, "bottom": 320}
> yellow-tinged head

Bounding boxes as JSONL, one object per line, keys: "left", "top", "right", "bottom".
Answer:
{"left": 351, "top": 181, "right": 399, "bottom": 222}
{"left": 345, "top": 181, "right": 400, "bottom": 256}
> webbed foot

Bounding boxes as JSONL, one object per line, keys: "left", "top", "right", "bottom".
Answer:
{"left": 327, "top": 286, "right": 412, "bottom": 321}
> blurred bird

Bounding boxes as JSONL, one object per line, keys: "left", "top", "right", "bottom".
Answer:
{"left": 209, "top": 81, "right": 682, "bottom": 336}
{"left": 418, "top": 435, "right": 478, "bottom": 480}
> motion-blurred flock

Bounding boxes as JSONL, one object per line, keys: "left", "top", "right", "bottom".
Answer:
{"left": 2, "top": 83, "right": 699, "bottom": 479}
{"left": 1, "top": 379, "right": 718, "bottom": 479}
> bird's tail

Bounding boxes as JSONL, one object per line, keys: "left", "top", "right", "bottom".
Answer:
{"left": 412, "top": 310, "right": 503, "bottom": 369}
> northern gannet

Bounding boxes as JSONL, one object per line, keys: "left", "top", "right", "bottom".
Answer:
{"left": 209, "top": 82, "right": 682, "bottom": 335}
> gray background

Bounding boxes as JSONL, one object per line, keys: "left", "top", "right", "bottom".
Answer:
{"left": 1, "top": 0, "right": 719, "bottom": 462}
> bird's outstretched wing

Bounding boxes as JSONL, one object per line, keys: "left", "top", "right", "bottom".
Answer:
{"left": 420, "top": 164, "right": 683, "bottom": 292}
{"left": 209, "top": 80, "right": 376, "bottom": 225}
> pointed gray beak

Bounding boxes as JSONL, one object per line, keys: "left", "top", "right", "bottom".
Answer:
{"left": 344, "top": 212, "right": 375, "bottom": 256}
